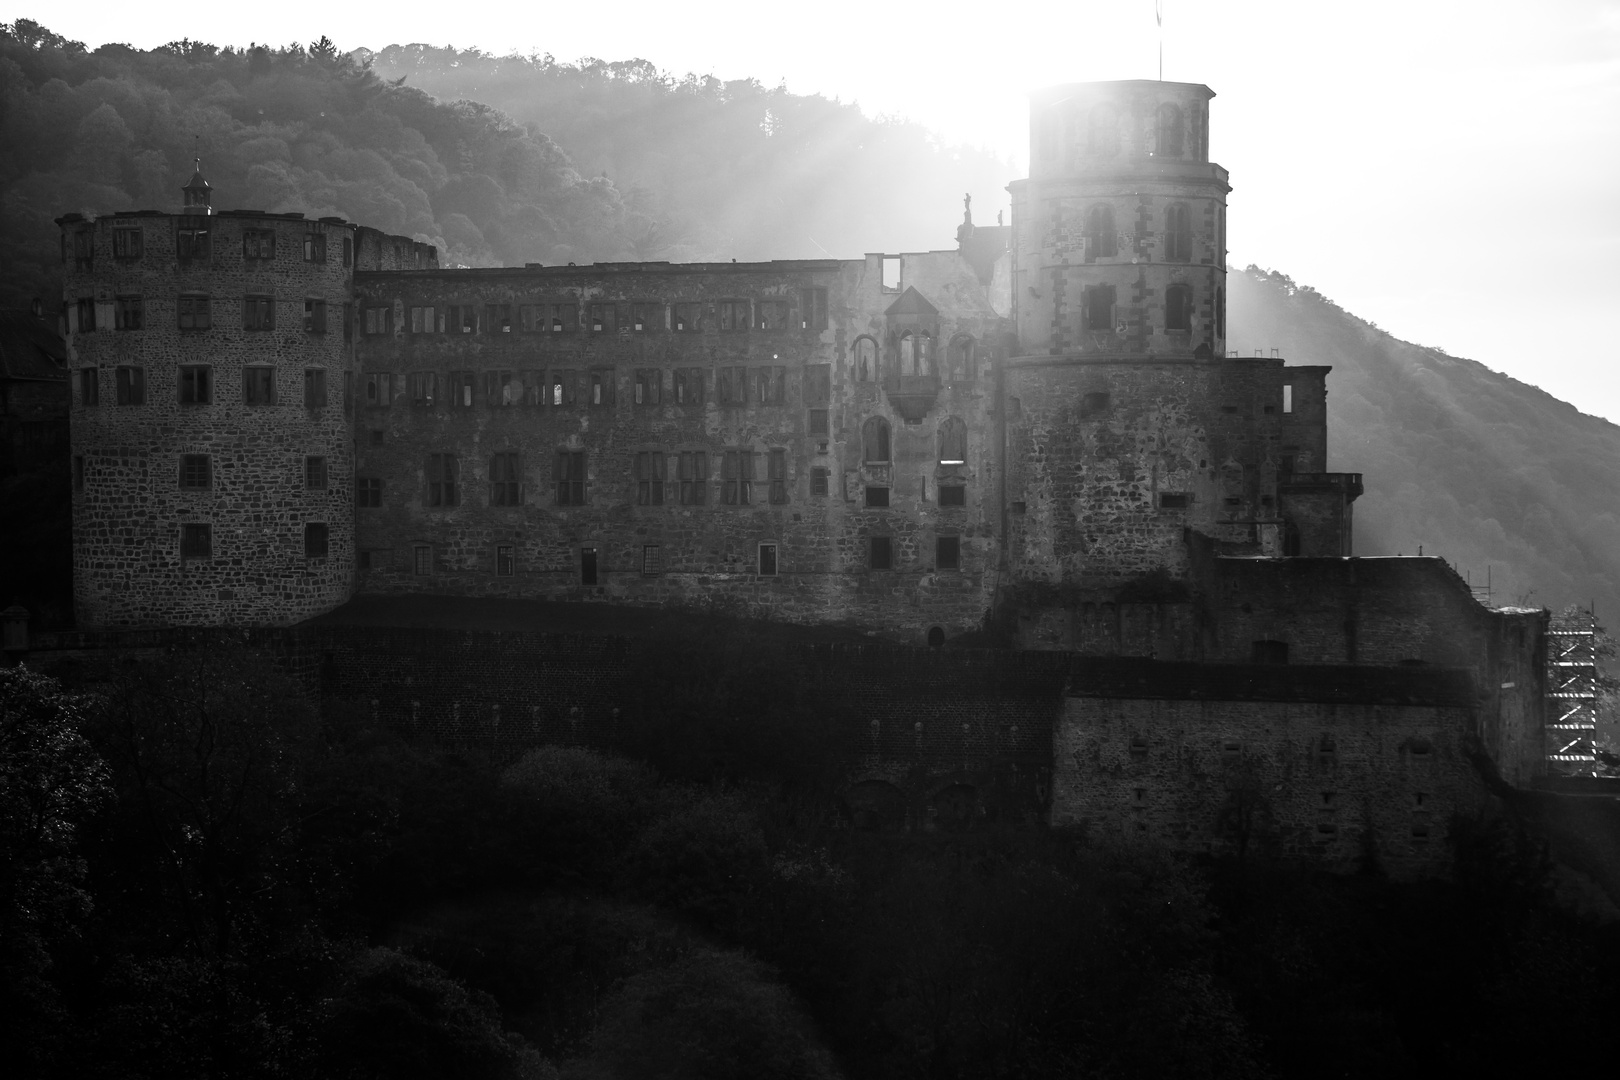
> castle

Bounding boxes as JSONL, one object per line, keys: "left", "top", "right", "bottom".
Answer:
{"left": 54, "top": 80, "right": 1553, "bottom": 870}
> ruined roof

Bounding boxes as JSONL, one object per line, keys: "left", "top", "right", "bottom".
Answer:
{"left": 0, "top": 309, "right": 66, "bottom": 382}
{"left": 884, "top": 286, "right": 939, "bottom": 317}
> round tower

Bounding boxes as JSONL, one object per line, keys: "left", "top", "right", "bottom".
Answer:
{"left": 61, "top": 167, "right": 359, "bottom": 626}
{"left": 1002, "top": 82, "right": 1288, "bottom": 597}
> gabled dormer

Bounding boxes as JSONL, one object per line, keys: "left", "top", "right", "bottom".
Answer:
{"left": 884, "top": 287, "right": 941, "bottom": 421}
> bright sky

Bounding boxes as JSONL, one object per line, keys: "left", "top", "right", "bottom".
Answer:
{"left": 38, "top": 0, "right": 1620, "bottom": 421}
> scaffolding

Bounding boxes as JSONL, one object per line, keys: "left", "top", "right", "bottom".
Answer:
{"left": 1545, "top": 608, "right": 1599, "bottom": 775}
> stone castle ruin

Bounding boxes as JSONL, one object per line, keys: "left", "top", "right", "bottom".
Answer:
{"left": 53, "top": 80, "right": 1552, "bottom": 873}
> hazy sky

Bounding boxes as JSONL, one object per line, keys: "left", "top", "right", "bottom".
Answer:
{"left": 39, "top": 0, "right": 1620, "bottom": 420}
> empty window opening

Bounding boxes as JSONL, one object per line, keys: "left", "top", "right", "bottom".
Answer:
{"left": 304, "top": 368, "right": 327, "bottom": 409}
{"left": 1084, "top": 204, "right": 1118, "bottom": 260}
{"left": 927, "top": 626, "right": 946, "bottom": 649}
{"left": 1084, "top": 284, "right": 1117, "bottom": 331}
{"left": 1080, "top": 391, "right": 1111, "bottom": 419}
{"left": 938, "top": 416, "right": 967, "bottom": 464}
{"left": 78, "top": 369, "right": 98, "bottom": 407}
{"left": 811, "top": 466, "right": 829, "bottom": 498}
{"left": 938, "top": 484, "right": 966, "bottom": 507}
{"left": 555, "top": 450, "right": 587, "bottom": 506}
{"left": 243, "top": 367, "right": 275, "bottom": 405}
{"left": 304, "top": 299, "right": 327, "bottom": 333}
{"left": 947, "top": 335, "right": 976, "bottom": 381}
{"left": 630, "top": 301, "right": 659, "bottom": 331}
{"left": 1158, "top": 493, "right": 1189, "bottom": 509}
{"left": 356, "top": 477, "right": 383, "bottom": 508}
{"left": 862, "top": 416, "right": 891, "bottom": 462}
{"left": 180, "top": 523, "right": 212, "bottom": 560}
{"left": 718, "top": 300, "right": 749, "bottom": 331}
{"left": 178, "top": 294, "right": 211, "bottom": 330}
{"left": 768, "top": 448, "right": 788, "bottom": 504}
{"left": 678, "top": 451, "right": 708, "bottom": 505}
{"left": 799, "top": 287, "right": 828, "bottom": 330}
{"left": 1165, "top": 284, "right": 1192, "bottom": 331}
{"left": 243, "top": 295, "right": 275, "bottom": 331}
{"left": 758, "top": 543, "right": 779, "bottom": 576}
{"left": 721, "top": 450, "right": 755, "bottom": 505}
{"left": 1251, "top": 640, "right": 1289, "bottom": 664}
{"left": 304, "top": 523, "right": 329, "bottom": 558}
{"left": 865, "top": 486, "right": 890, "bottom": 508}
{"left": 115, "top": 295, "right": 143, "bottom": 330}
{"left": 853, "top": 336, "right": 879, "bottom": 382}
{"left": 881, "top": 256, "right": 901, "bottom": 291}
{"left": 427, "top": 453, "right": 459, "bottom": 507}
{"left": 869, "top": 536, "right": 893, "bottom": 570}
{"left": 115, "top": 366, "right": 145, "bottom": 406}
{"left": 634, "top": 450, "right": 666, "bottom": 505}
{"left": 936, "top": 535, "right": 961, "bottom": 570}
{"left": 490, "top": 452, "right": 521, "bottom": 506}
{"left": 580, "top": 546, "right": 598, "bottom": 586}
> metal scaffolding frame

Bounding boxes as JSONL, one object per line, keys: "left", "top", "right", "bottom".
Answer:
{"left": 1546, "top": 608, "right": 1599, "bottom": 775}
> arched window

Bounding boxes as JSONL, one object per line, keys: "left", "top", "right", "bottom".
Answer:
{"left": 938, "top": 417, "right": 967, "bottom": 465}
{"left": 1164, "top": 203, "right": 1192, "bottom": 262}
{"left": 853, "top": 335, "right": 878, "bottom": 382}
{"left": 862, "top": 416, "right": 890, "bottom": 463}
{"left": 1156, "top": 103, "right": 1184, "bottom": 157}
{"left": 1084, "top": 205, "right": 1117, "bottom": 260}
{"left": 1165, "top": 284, "right": 1192, "bottom": 332}
{"left": 1088, "top": 103, "right": 1119, "bottom": 157}
{"left": 947, "top": 335, "right": 975, "bottom": 381}
{"left": 899, "top": 331, "right": 917, "bottom": 376}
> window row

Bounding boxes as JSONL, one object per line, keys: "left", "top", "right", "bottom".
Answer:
{"left": 1076, "top": 284, "right": 1198, "bottom": 332}
{"left": 366, "top": 288, "right": 829, "bottom": 337}
{"left": 859, "top": 416, "right": 968, "bottom": 465}
{"left": 69, "top": 295, "right": 346, "bottom": 335}
{"left": 77, "top": 365, "right": 334, "bottom": 408}
{"left": 175, "top": 522, "right": 330, "bottom": 560}
{"left": 362, "top": 364, "right": 815, "bottom": 410}
{"left": 848, "top": 333, "right": 979, "bottom": 382}
{"left": 366, "top": 535, "right": 967, "bottom": 579}
{"left": 1076, "top": 204, "right": 1198, "bottom": 263}
{"left": 71, "top": 224, "right": 353, "bottom": 268}
{"left": 1039, "top": 102, "right": 1201, "bottom": 163}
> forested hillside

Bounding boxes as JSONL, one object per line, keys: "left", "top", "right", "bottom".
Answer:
{"left": 4, "top": 19, "right": 1617, "bottom": 622}
{"left": 1229, "top": 268, "right": 1620, "bottom": 618}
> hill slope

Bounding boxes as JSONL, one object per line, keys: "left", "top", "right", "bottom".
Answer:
{"left": 1230, "top": 267, "right": 1620, "bottom": 618}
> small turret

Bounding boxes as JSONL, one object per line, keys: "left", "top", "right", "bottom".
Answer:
{"left": 181, "top": 158, "right": 212, "bottom": 216}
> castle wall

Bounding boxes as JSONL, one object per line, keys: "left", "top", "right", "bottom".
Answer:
{"left": 1053, "top": 689, "right": 1487, "bottom": 877}
{"left": 62, "top": 211, "right": 368, "bottom": 626}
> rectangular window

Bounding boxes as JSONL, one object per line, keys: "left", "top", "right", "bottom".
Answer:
{"left": 938, "top": 484, "right": 966, "bottom": 507}
{"left": 364, "top": 306, "right": 391, "bottom": 335}
{"left": 449, "top": 305, "right": 476, "bottom": 334}
{"left": 758, "top": 543, "right": 778, "bottom": 576}
{"left": 675, "top": 368, "right": 703, "bottom": 405}
{"left": 589, "top": 302, "right": 616, "bottom": 332}
{"left": 721, "top": 450, "right": 754, "bottom": 505}
{"left": 75, "top": 297, "right": 97, "bottom": 332}
{"left": 521, "top": 370, "right": 544, "bottom": 407}
{"left": 178, "top": 454, "right": 211, "bottom": 490}
{"left": 590, "top": 369, "right": 615, "bottom": 407}
{"left": 518, "top": 304, "right": 545, "bottom": 333}
{"left": 176, "top": 223, "right": 210, "bottom": 262}
{"left": 304, "top": 233, "right": 326, "bottom": 262}
{"left": 490, "top": 452, "right": 521, "bottom": 506}
{"left": 179, "top": 365, "right": 211, "bottom": 404}
{"left": 806, "top": 363, "right": 831, "bottom": 404}
{"left": 485, "top": 303, "right": 512, "bottom": 334}
{"left": 1158, "top": 492, "right": 1189, "bottom": 509}
{"left": 754, "top": 367, "right": 786, "bottom": 406}
{"left": 304, "top": 368, "right": 327, "bottom": 409}
{"left": 413, "top": 545, "right": 433, "bottom": 575}
{"left": 936, "top": 535, "right": 961, "bottom": 570}
{"left": 342, "top": 236, "right": 353, "bottom": 266}
{"left": 243, "top": 295, "right": 275, "bottom": 331}
{"left": 177, "top": 294, "right": 211, "bottom": 330}
{"left": 365, "top": 373, "right": 394, "bottom": 407}
{"left": 409, "top": 305, "right": 436, "bottom": 334}
{"left": 486, "top": 370, "right": 519, "bottom": 407}
{"left": 71, "top": 229, "right": 93, "bottom": 270}
{"left": 551, "top": 370, "right": 576, "bottom": 407}
{"left": 547, "top": 303, "right": 578, "bottom": 333}
{"left": 304, "top": 523, "right": 328, "bottom": 558}
{"left": 115, "top": 295, "right": 143, "bottom": 330}
{"left": 869, "top": 536, "right": 892, "bottom": 570}
{"left": 410, "top": 371, "right": 437, "bottom": 407}
{"left": 634, "top": 369, "right": 661, "bottom": 405}
{"left": 799, "top": 286, "right": 828, "bottom": 330}
{"left": 808, "top": 409, "right": 829, "bottom": 437}
{"left": 641, "top": 545, "right": 661, "bottom": 576}
{"left": 115, "top": 366, "right": 145, "bottom": 406}
{"left": 1084, "top": 285, "right": 1117, "bottom": 332}
{"left": 448, "top": 371, "right": 477, "bottom": 408}
{"left": 305, "top": 455, "right": 328, "bottom": 490}
{"left": 717, "top": 366, "right": 746, "bottom": 406}
{"left": 811, "top": 466, "right": 829, "bottom": 498}
{"left": 78, "top": 369, "right": 98, "bottom": 407}
{"left": 1283, "top": 385, "right": 1293, "bottom": 413}
{"left": 630, "top": 302, "right": 660, "bottom": 331}
{"left": 242, "top": 229, "right": 275, "bottom": 260}
{"left": 678, "top": 451, "right": 708, "bottom": 505}
{"left": 757, "top": 300, "right": 790, "bottom": 330}
{"left": 555, "top": 450, "right": 586, "bottom": 505}
{"left": 244, "top": 367, "right": 275, "bottom": 405}
{"left": 304, "top": 299, "right": 327, "bottom": 333}
{"left": 113, "top": 227, "right": 142, "bottom": 259}
{"left": 865, "top": 486, "right": 890, "bottom": 508}
{"left": 356, "top": 477, "right": 382, "bottom": 508}
{"left": 427, "top": 453, "right": 459, "bottom": 507}
{"left": 768, "top": 448, "right": 787, "bottom": 504}
{"left": 180, "top": 523, "right": 212, "bottom": 560}
{"left": 718, "top": 300, "right": 749, "bottom": 331}
{"left": 673, "top": 302, "right": 701, "bottom": 332}
{"left": 496, "top": 545, "right": 515, "bottom": 576}
{"left": 634, "top": 450, "right": 667, "bottom": 506}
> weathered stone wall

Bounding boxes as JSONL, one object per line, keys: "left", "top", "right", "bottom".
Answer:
{"left": 349, "top": 253, "right": 1007, "bottom": 643}
{"left": 1053, "top": 683, "right": 1488, "bottom": 877}
{"left": 61, "top": 211, "right": 373, "bottom": 626}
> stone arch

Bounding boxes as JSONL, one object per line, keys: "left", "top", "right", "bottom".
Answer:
{"left": 938, "top": 416, "right": 967, "bottom": 465}
{"left": 947, "top": 333, "right": 975, "bottom": 380}
{"left": 852, "top": 334, "right": 879, "bottom": 382}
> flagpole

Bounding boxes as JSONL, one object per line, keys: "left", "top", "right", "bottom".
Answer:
{"left": 1157, "top": 0, "right": 1164, "bottom": 80}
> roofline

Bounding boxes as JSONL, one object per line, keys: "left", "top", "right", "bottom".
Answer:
{"left": 1032, "top": 79, "right": 1215, "bottom": 100}
{"left": 356, "top": 259, "right": 849, "bottom": 278}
